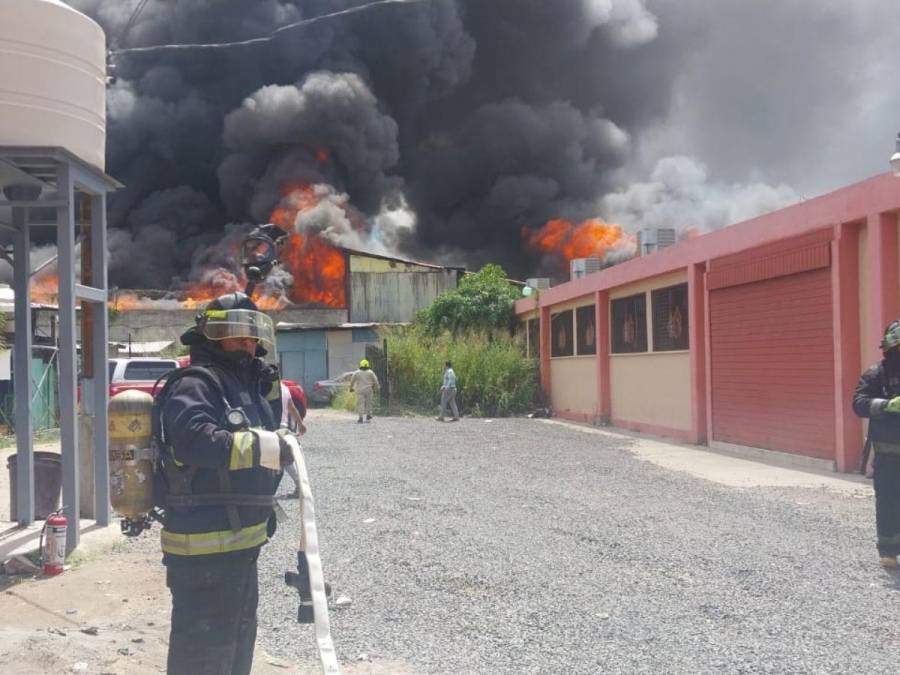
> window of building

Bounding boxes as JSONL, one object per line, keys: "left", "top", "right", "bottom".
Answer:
{"left": 576, "top": 305, "right": 597, "bottom": 355}
{"left": 527, "top": 318, "right": 540, "bottom": 358}
{"left": 551, "top": 310, "right": 574, "bottom": 357}
{"left": 611, "top": 294, "right": 648, "bottom": 353}
{"left": 652, "top": 283, "right": 689, "bottom": 351}
{"left": 122, "top": 360, "right": 177, "bottom": 381}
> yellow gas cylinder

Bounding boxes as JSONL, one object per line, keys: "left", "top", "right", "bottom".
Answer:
{"left": 108, "top": 390, "right": 156, "bottom": 520}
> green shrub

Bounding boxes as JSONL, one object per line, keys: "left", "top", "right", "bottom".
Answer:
{"left": 417, "top": 264, "right": 521, "bottom": 336}
{"left": 386, "top": 326, "right": 539, "bottom": 417}
{"left": 331, "top": 389, "right": 357, "bottom": 412}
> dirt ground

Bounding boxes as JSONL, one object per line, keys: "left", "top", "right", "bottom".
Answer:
{"left": 0, "top": 545, "right": 171, "bottom": 675}
{"left": 0, "top": 535, "right": 328, "bottom": 675}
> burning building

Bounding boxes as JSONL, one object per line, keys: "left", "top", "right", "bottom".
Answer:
{"left": 101, "top": 246, "right": 464, "bottom": 391}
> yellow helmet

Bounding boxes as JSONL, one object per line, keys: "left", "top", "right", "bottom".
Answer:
{"left": 359, "top": 359, "right": 370, "bottom": 369}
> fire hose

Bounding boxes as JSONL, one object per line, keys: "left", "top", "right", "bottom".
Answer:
{"left": 283, "top": 434, "right": 341, "bottom": 674}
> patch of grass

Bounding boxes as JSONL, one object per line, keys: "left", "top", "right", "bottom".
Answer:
{"left": 386, "top": 327, "right": 539, "bottom": 418}
{"left": 331, "top": 389, "right": 357, "bottom": 413}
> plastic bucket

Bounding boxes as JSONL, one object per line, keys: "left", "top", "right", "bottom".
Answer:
{"left": 7, "top": 451, "right": 62, "bottom": 521}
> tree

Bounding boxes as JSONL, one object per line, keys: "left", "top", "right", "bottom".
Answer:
{"left": 418, "top": 264, "right": 521, "bottom": 336}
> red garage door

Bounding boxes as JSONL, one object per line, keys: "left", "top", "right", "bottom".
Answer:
{"left": 709, "top": 240, "right": 835, "bottom": 460}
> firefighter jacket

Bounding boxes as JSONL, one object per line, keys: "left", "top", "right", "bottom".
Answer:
{"left": 853, "top": 359, "right": 900, "bottom": 448}
{"left": 350, "top": 368, "right": 379, "bottom": 395}
{"left": 160, "top": 341, "right": 282, "bottom": 564}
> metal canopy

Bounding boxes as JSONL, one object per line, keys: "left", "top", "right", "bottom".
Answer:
{"left": 0, "top": 146, "right": 119, "bottom": 553}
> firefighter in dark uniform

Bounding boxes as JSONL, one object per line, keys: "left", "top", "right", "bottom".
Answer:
{"left": 853, "top": 319, "right": 900, "bottom": 568}
{"left": 158, "top": 292, "right": 293, "bottom": 674}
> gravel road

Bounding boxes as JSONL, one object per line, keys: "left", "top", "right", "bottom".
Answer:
{"left": 256, "top": 411, "right": 900, "bottom": 674}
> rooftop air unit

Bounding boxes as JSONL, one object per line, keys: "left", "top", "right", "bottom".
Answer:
{"left": 657, "top": 228, "right": 676, "bottom": 251}
{"left": 525, "top": 277, "right": 551, "bottom": 290}
{"left": 570, "top": 257, "right": 603, "bottom": 281}
{"left": 637, "top": 228, "right": 678, "bottom": 256}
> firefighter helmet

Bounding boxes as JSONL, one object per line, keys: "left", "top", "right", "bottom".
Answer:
{"left": 181, "top": 292, "right": 275, "bottom": 355}
{"left": 882, "top": 320, "right": 900, "bottom": 353}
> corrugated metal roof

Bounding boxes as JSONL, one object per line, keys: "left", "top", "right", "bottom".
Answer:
{"left": 339, "top": 247, "right": 466, "bottom": 271}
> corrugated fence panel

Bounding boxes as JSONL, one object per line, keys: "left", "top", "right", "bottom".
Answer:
{"left": 709, "top": 267, "right": 835, "bottom": 460}
{"left": 350, "top": 271, "right": 460, "bottom": 323}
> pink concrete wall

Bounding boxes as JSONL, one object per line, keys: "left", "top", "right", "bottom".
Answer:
{"left": 518, "top": 172, "right": 900, "bottom": 471}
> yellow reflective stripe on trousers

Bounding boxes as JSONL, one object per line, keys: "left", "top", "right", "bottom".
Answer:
{"left": 230, "top": 431, "right": 256, "bottom": 470}
{"left": 161, "top": 520, "right": 268, "bottom": 556}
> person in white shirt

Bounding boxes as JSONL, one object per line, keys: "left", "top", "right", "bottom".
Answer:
{"left": 349, "top": 359, "right": 380, "bottom": 424}
{"left": 437, "top": 361, "right": 460, "bottom": 422}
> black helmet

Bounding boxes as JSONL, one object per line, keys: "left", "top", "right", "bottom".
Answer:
{"left": 206, "top": 291, "right": 258, "bottom": 313}
{"left": 882, "top": 320, "right": 900, "bottom": 353}
{"left": 181, "top": 292, "right": 275, "bottom": 358}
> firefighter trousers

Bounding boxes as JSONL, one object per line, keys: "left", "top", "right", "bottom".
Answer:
{"left": 166, "top": 555, "right": 259, "bottom": 675}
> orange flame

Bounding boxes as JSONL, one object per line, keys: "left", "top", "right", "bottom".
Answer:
{"left": 266, "top": 182, "right": 348, "bottom": 308}
{"left": 36, "top": 178, "right": 350, "bottom": 312}
{"left": 314, "top": 146, "right": 330, "bottom": 164}
{"left": 524, "top": 218, "right": 633, "bottom": 263}
{"left": 270, "top": 183, "right": 319, "bottom": 230}
{"left": 279, "top": 233, "right": 346, "bottom": 307}
{"left": 31, "top": 274, "right": 59, "bottom": 305}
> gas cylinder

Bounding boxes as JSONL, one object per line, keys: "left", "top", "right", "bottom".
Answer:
{"left": 108, "top": 390, "right": 156, "bottom": 525}
{"left": 43, "top": 511, "right": 67, "bottom": 575}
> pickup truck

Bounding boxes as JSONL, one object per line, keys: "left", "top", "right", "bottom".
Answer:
{"left": 108, "top": 356, "right": 308, "bottom": 419}
{"left": 108, "top": 357, "right": 179, "bottom": 398}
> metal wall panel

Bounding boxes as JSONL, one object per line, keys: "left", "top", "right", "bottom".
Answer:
{"left": 350, "top": 271, "right": 458, "bottom": 323}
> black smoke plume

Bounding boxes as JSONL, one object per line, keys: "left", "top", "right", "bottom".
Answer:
{"left": 62, "top": 0, "right": 891, "bottom": 285}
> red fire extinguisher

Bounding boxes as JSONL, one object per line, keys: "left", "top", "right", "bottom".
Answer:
{"left": 41, "top": 509, "right": 67, "bottom": 576}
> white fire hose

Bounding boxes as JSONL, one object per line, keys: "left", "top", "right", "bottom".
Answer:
{"left": 283, "top": 434, "right": 341, "bottom": 674}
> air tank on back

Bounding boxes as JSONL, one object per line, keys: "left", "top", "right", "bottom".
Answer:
{"left": 0, "top": 0, "right": 106, "bottom": 171}
{"left": 109, "top": 390, "right": 156, "bottom": 535}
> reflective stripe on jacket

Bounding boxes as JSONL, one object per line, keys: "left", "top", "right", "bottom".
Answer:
{"left": 161, "top": 519, "right": 269, "bottom": 556}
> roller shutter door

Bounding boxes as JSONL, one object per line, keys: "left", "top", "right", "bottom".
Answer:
{"left": 709, "top": 244, "right": 834, "bottom": 460}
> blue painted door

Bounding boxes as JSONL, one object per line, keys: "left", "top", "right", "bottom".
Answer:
{"left": 277, "top": 331, "right": 328, "bottom": 392}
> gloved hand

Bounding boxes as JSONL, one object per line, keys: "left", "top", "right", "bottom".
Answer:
{"left": 276, "top": 428, "right": 296, "bottom": 466}
{"left": 886, "top": 397, "right": 900, "bottom": 414}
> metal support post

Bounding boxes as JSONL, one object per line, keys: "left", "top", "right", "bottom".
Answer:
{"left": 56, "top": 164, "right": 79, "bottom": 552}
{"left": 12, "top": 205, "right": 34, "bottom": 525}
{"left": 91, "top": 194, "right": 110, "bottom": 524}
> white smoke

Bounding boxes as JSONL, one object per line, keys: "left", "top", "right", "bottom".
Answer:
{"left": 601, "top": 156, "right": 800, "bottom": 235}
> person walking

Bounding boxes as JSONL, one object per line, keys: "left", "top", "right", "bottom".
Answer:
{"left": 155, "top": 292, "right": 295, "bottom": 674}
{"left": 350, "top": 358, "right": 380, "bottom": 423}
{"left": 437, "top": 360, "right": 460, "bottom": 422}
{"left": 854, "top": 319, "right": 900, "bottom": 568}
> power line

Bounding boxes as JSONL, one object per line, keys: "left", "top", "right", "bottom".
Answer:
{"left": 109, "top": 0, "right": 426, "bottom": 56}
{"left": 112, "top": 0, "right": 152, "bottom": 51}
